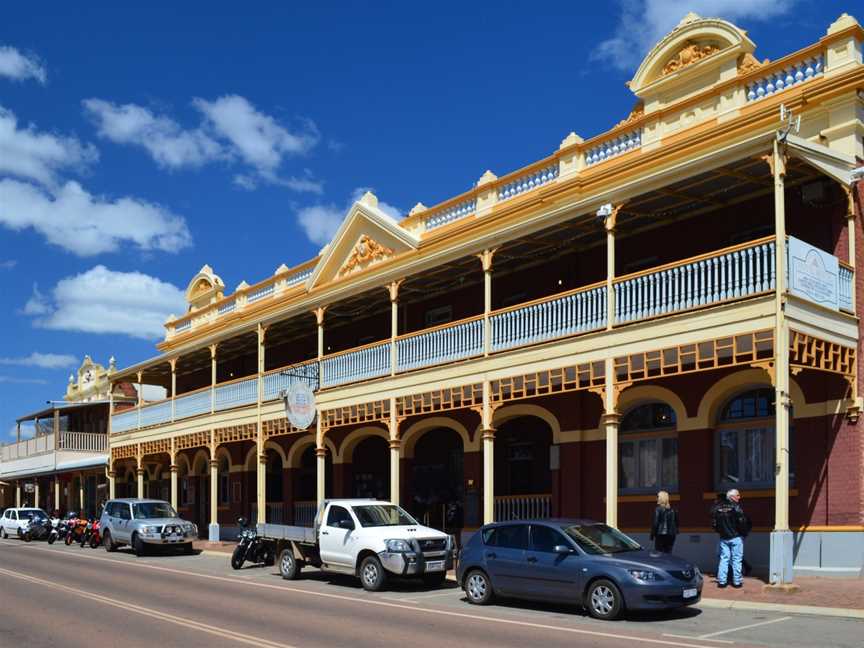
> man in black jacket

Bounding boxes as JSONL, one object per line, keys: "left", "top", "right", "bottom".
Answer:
{"left": 711, "top": 489, "right": 751, "bottom": 588}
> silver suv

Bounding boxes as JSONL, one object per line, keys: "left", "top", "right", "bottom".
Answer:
{"left": 100, "top": 498, "right": 198, "bottom": 556}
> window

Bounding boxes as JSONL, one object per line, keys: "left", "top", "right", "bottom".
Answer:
{"left": 562, "top": 524, "right": 641, "bottom": 555}
{"left": 716, "top": 388, "right": 794, "bottom": 490}
{"left": 483, "top": 524, "right": 528, "bottom": 549}
{"left": 619, "top": 403, "right": 678, "bottom": 492}
{"left": 326, "top": 505, "right": 352, "bottom": 527}
{"left": 352, "top": 505, "right": 416, "bottom": 527}
{"left": 530, "top": 525, "right": 568, "bottom": 553}
{"left": 118, "top": 505, "right": 132, "bottom": 521}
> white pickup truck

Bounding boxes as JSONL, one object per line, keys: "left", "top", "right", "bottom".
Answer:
{"left": 257, "top": 498, "right": 456, "bottom": 591}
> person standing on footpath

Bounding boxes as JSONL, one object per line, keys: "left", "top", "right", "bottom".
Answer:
{"left": 650, "top": 490, "right": 679, "bottom": 553}
{"left": 711, "top": 488, "right": 751, "bottom": 588}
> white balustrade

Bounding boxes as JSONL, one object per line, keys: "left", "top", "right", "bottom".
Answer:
{"left": 321, "top": 341, "right": 390, "bottom": 388}
{"left": 294, "top": 501, "right": 317, "bottom": 527}
{"left": 174, "top": 389, "right": 212, "bottom": 419}
{"left": 397, "top": 318, "right": 483, "bottom": 372}
{"left": 139, "top": 401, "right": 172, "bottom": 428}
{"left": 491, "top": 285, "right": 607, "bottom": 352}
{"left": 286, "top": 268, "right": 313, "bottom": 288}
{"left": 586, "top": 129, "right": 642, "bottom": 166}
{"left": 497, "top": 164, "right": 559, "bottom": 201}
{"left": 263, "top": 360, "right": 318, "bottom": 401}
{"left": 111, "top": 409, "right": 139, "bottom": 434}
{"left": 214, "top": 377, "right": 258, "bottom": 411}
{"left": 615, "top": 241, "right": 775, "bottom": 323}
{"left": 746, "top": 55, "right": 824, "bottom": 102}
{"left": 218, "top": 299, "right": 236, "bottom": 315}
{"left": 494, "top": 494, "right": 551, "bottom": 521}
{"left": 839, "top": 265, "right": 854, "bottom": 313}
{"left": 425, "top": 199, "right": 477, "bottom": 231}
{"left": 58, "top": 432, "right": 108, "bottom": 452}
{"left": 247, "top": 283, "right": 275, "bottom": 304}
{"left": 175, "top": 319, "right": 192, "bottom": 333}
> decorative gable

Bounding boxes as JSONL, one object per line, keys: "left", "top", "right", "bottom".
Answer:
{"left": 306, "top": 191, "right": 418, "bottom": 290}
{"left": 660, "top": 40, "right": 722, "bottom": 77}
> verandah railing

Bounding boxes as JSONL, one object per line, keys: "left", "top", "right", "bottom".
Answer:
{"left": 112, "top": 236, "right": 855, "bottom": 433}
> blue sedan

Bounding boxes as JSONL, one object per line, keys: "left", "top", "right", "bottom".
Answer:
{"left": 456, "top": 519, "right": 702, "bottom": 620}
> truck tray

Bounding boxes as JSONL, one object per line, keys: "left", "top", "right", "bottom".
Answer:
{"left": 257, "top": 523, "right": 316, "bottom": 544}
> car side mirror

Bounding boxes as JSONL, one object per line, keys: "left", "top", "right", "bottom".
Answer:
{"left": 554, "top": 544, "right": 574, "bottom": 554}
{"left": 338, "top": 518, "right": 355, "bottom": 530}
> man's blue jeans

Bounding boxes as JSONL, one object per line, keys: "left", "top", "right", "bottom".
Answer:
{"left": 717, "top": 536, "right": 744, "bottom": 585}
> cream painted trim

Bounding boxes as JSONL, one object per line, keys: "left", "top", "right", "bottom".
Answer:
{"left": 337, "top": 426, "right": 390, "bottom": 464}
{"left": 785, "top": 297, "right": 859, "bottom": 346}
{"left": 175, "top": 453, "right": 191, "bottom": 474}
{"left": 284, "top": 435, "right": 338, "bottom": 468}
{"left": 189, "top": 449, "right": 210, "bottom": 476}
{"left": 618, "top": 385, "right": 688, "bottom": 427}
{"left": 491, "top": 403, "right": 562, "bottom": 444}
{"left": 214, "top": 446, "right": 233, "bottom": 471}
{"left": 401, "top": 417, "right": 476, "bottom": 459}
{"left": 262, "top": 440, "right": 287, "bottom": 469}
{"left": 693, "top": 369, "right": 804, "bottom": 429}
{"left": 785, "top": 134, "right": 856, "bottom": 186}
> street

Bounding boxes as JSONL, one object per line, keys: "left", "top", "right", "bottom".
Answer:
{"left": 0, "top": 539, "right": 861, "bottom": 648}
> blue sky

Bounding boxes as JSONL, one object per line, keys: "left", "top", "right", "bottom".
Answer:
{"left": 0, "top": 0, "right": 853, "bottom": 437}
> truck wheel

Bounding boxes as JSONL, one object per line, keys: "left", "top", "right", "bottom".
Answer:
{"left": 359, "top": 555, "right": 387, "bottom": 592}
{"left": 422, "top": 572, "right": 447, "bottom": 587}
{"left": 278, "top": 549, "right": 300, "bottom": 580}
{"left": 464, "top": 570, "right": 494, "bottom": 605}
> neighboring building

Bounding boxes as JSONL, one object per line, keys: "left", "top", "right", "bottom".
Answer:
{"left": 107, "top": 14, "right": 864, "bottom": 581}
{"left": 0, "top": 357, "right": 136, "bottom": 517}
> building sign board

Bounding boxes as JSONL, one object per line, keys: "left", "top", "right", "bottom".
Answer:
{"left": 284, "top": 381, "right": 316, "bottom": 430}
{"left": 788, "top": 236, "right": 839, "bottom": 310}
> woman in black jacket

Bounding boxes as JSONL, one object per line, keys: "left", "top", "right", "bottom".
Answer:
{"left": 650, "top": 490, "right": 679, "bottom": 553}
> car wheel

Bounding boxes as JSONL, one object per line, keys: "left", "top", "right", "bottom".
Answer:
{"left": 422, "top": 572, "right": 447, "bottom": 588}
{"left": 586, "top": 579, "right": 624, "bottom": 620}
{"left": 359, "top": 555, "right": 387, "bottom": 592}
{"left": 464, "top": 570, "right": 494, "bottom": 605}
{"left": 1, "top": 527, "right": 7, "bottom": 540}
{"left": 278, "top": 549, "right": 300, "bottom": 580}
{"left": 103, "top": 531, "right": 117, "bottom": 552}
{"left": 132, "top": 533, "right": 146, "bottom": 557}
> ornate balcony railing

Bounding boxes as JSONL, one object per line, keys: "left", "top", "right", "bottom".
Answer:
{"left": 215, "top": 377, "right": 258, "bottom": 411}
{"left": 615, "top": 239, "right": 775, "bottom": 324}
{"left": 425, "top": 199, "right": 476, "bottom": 231}
{"left": 397, "top": 317, "right": 483, "bottom": 372}
{"left": 174, "top": 388, "right": 211, "bottom": 420}
{"left": 491, "top": 284, "right": 607, "bottom": 352}
{"left": 111, "top": 409, "right": 138, "bottom": 434}
{"left": 494, "top": 494, "right": 551, "bottom": 521}
{"left": 497, "top": 164, "right": 559, "bottom": 202}
{"left": 1, "top": 434, "right": 53, "bottom": 461}
{"left": 585, "top": 128, "right": 642, "bottom": 166}
{"left": 140, "top": 400, "right": 172, "bottom": 428}
{"left": 839, "top": 263, "right": 854, "bottom": 313}
{"left": 746, "top": 54, "right": 824, "bottom": 102}
{"left": 1, "top": 432, "right": 108, "bottom": 461}
{"left": 263, "top": 360, "right": 318, "bottom": 401}
{"left": 58, "top": 431, "right": 108, "bottom": 453}
{"left": 321, "top": 340, "right": 390, "bottom": 388}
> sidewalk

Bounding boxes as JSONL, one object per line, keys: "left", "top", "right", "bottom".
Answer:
{"left": 194, "top": 539, "right": 236, "bottom": 555}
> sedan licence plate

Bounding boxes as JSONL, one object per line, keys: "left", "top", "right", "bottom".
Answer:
{"left": 683, "top": 588, "right": 698, "bottom": 599}
{"left": 425, "top": 560, "right": 445, "bottom": 572}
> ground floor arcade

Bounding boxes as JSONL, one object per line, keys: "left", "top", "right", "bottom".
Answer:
{"left": 2, "top": 467, "right": 107, "bottom": 519}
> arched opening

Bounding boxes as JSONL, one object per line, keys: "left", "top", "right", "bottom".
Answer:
{"left": 218, "top": 457, "right": 230, "bottom": 507}
{"left": 295, "top": 445, "right": 332, "bottom": 525}
{"left": 715, "top": 387, "right": 793, "bottom": 491}
{"left": 409, "top": 428, "right": 464, "bottom": 532}
{"left": 351, "top": 436, "right": 389, "bottom": 500}
{"left": 192, "top": 454, "right": 210, "bottom": 532}
{"left": 619, "top": 402, "right": 678, "bottom": 493}
{"left": 494, "top": 416, "right": 553, "bottom": 520}
{"left": 264, "top": 449, "right": 284, "bottom": 523}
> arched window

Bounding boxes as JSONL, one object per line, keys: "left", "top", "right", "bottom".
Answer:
{"left": 218, "top": 457, "right": 230, "bottom": 506}
{"left": 715, "top": 388, "right": 793, "bottom": 490}
{"left": 619, "top": 402, "right": 678, "bottom": 492}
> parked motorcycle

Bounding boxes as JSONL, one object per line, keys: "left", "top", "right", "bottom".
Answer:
{"left": 46, "top": 515, "right": 62, "bottom": 544}
{"left": 65, "top": 516, "right": 87, "bottom": 546}
{"left": 88, "top": 519, "right": 101, "bottom": 549}
{"left": 23, "top": 515, "right": 51, "bottom": 542}
{"left": 79, "top": 519, "right": 95, "bottom": 548}
{"left": 231, "top": 517, "right": 274, "bottom": 570}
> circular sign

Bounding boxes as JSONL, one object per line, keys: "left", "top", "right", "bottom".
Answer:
{"left": 284, "top": 381, "right": 316, "bottom": 430}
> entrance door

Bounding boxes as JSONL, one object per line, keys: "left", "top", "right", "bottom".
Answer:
{"left": 410, "top": 429, "right": 464, "bottom": 532}
{"left": 351, "top": 437, "right": 389, "bottom": 500}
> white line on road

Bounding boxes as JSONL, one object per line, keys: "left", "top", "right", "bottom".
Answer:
{"left": 698, "top": 616, "right": 792, "bottom": 639}
{"left": 388, "top": 589, "right": 463, "bottom": 602}
{"left": 0, "top": 541, "right": 721, "bottom": 648}
{"left": 0, "top": 566, "right": 298, "bottom": 648}
{"left": 662, "top": 634, "right": 734, "bottom": 645}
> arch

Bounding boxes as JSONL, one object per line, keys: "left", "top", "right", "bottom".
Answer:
{"left": 618, "top": 385, "right": 687, "bottom": 427}
{"left": 401, "top": 417, "right": 475, "bottom": 459}
{"left": 695, "top": 369, "right": 805, "bottom": 428}
{"left": 338, "top": 426, "right": 390, "bottom": 464}
{"left": 190, "top": 449, "right": 210, "bottom": 476}
{"left": 491, "top": 404, "right": 561, "bottom": 444}
{"left": 214, "top": 446, "right": 234, "bottom": 471}
{"left": 287, "top": 435, "right": 338, "bottom": 469}
{"left": 175, "top": 453, "right": 191, "bottom": 474}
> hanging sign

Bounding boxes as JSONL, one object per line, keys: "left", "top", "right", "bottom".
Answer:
{"left": 788, "top": 236, "right": 839, "bottom": 310}
{"left": 284, "top": 381, "right": 316, "bottom": 430}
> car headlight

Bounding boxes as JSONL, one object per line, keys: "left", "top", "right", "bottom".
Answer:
{"left": 384, "top": 539, "right": 412, "bottom": 553}
{"left": 141, "top": 526, "right": 159, "bottom": 535}
{"left": 628, "top": 569, "right": 664, "bottom": 582}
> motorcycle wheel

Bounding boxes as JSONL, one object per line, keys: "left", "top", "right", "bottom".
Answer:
{"left": 64, "top": 533, "right": 74, "bottom": 546}
{"left": 23, "top": 531, "right": 32, "bottom": 543}
{"left": 48, "top": 534, "right": 56, "bottom": 545}
{"left": 231, "top": 545, "right": 245, "bottom": 570}
{"left": 90, "top": 535, "right": 100, "bottom": 549}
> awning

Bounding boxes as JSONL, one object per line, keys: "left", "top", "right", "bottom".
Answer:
{"left": 784, "top": 134, "right": 856, "bottom": 187}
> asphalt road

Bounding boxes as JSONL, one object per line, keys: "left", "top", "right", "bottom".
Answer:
{"left": 0, "top": 538, "right": 861, "bottom": 648}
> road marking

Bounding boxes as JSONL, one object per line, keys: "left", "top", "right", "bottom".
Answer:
{"left": 389, "top": 589, "right": 463, "bottom": 602}
{"left": 663, "top": 634, "right": 734, "bottom": 645}
{"left": 698, "top": 616, "right": 791, "bottom": 639}
{"left": 0, "top": 542, "right": 721, "bottom": 648}
{"left": 0, "top": 566, "right": 297, "bottom": 648}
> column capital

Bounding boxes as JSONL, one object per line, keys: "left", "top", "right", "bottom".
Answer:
{"left": 210, "top": 459, "right": 220, "bottom": 469}
{"left": 388, "top": 438, "right": 401, "bottom": 451}
{"left": 259, "top": 453, "right": 268, "bottom": 465}
{"left": 169, "top": 356, "right": 178, "bottom": 371}
{"left": 600, "top": 412, "right": 621, "bottom": 426}
{"left": 315, "top": 446, "right": 328, "bottom": 458}
{"left": 108, "top": 470, "right": 117, "bottom": 479}
{"left": 136, "top": 467, "right": 146, "bottom": 476}
{"left": 481, "top": 427, "right": 496, "bottom": 441}
{"left": 760, "top": 146, "right": 788, "bottom": 178}
{"left": 169, "top": 464, "right": 179, "bottom": 474}
{"left": 313, "top": 305, "right": 327, "bottom": 326}
{"left": 209, "top": 343, "right": 218, "bottom": 359}
{"left": 598, "top": 203, "right": 624, "bottom": 233}
{"left": 477, "top": 248, "right": 498, "bottom": 273}
{"left": 386, "top": 279, "right": 404, "bottom": 303}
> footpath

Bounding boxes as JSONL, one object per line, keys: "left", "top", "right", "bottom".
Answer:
{"left": 194, "top": 540, "right": 863, "bottom": 619}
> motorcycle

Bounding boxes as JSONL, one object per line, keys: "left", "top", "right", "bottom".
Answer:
{"left": 231, "top": 517, "right": 274, "bottom": 570}
{"left": 65, "top": 517, "right": 87, "bottom": 546}
{"left": 79, "top": 519, "right": 95, "bottom": 548}
{"left": 23, "top": 515, "right": 51, "bottom": 542}
{"left": 47, "top": 515, "right": 62, "bottom": 545}
{"left": 88, "top": 519, "right": 101, "bottom": 549}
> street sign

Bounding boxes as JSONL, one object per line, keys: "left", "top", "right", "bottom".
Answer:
{"left": 788, "top": 236, "right": 839, "bottom": 310}
{"left": 23, "top": 483, "right": 35, "bottom": 493}
{"left": 284, "top": 381, "right": 316, "bottom": 430}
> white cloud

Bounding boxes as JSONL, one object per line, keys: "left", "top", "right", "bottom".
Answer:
{"left": 0, "top": 376, "right": 48, "bottom": 385}
{"left": 0, "top": 178, "right": 192, "bottom": 256}
{"left": 296, "top": 187, "right": 402, "bottom": 246}
{"left": 24, "top": 265, "right": 187, "bottom": 340}
{"left": 0, "top": 259, "right": 16, "bottom": 269}
{"left": 0, "top": 352, "right": 77, "bottom": 369}
{"left": 592, "top": 0, "right": 798, "bottom": 72}
{"left": 0, "top": 45, "right": 46, "bottom": 84}
{"left": 82, "top": 99, "right": 224, "bottom": 169}
{"left": 21, "top": 283, "right": 50, "bottom": 315}
{"left": 0, "top": 106, "right": 98, "bottom": 188}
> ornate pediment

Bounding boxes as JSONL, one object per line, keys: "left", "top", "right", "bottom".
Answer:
{"left": 338, "top": 235, "right": 394, "bottom": 278}
{"left": 737, "top": 52, "right": 767, "bottom": 76}
{"left": 661, "top": 40, "right": 722, "bottom": 76}
{"left": 616, "top": 101, "right": 645, "bottom": 128}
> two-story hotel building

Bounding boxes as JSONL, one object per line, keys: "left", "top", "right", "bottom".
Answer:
{"left": 105, "top": 13, "right": 864, "bottom": 584}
